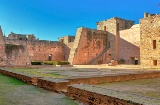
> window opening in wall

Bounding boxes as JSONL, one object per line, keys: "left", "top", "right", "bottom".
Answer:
{"left": 153, "top": 60, "right": 157, "bottom": 66}
{"left": 153, "top": 40, "right": 156, "bottom": 49}
{"left": 135, "top": 57, "right": 138, "bottom": 65}
{"left": 48, "top": 54, "right": 52, "bottom": 61}
{"left": 104, "top": 26, "right": 106, "bottom": 31}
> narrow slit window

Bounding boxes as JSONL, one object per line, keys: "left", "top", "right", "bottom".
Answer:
{"left": 153, "top": 40, "right": 156, "bottom": 49}
{"left": 153, "top": 60, "right": 157, "bottom": 66}
{"left": 104, "top": 26, "right": 106, "bottom": 31}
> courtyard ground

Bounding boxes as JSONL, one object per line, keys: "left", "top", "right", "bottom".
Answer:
{"left": 0, "top": 64, "right": 160, "bottom": 105}
{"left": 0, "top": 73, "right": 83, "bottom": 105}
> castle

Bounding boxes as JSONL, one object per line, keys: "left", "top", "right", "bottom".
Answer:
{"left": 0, "top": 12, "right": 159, "bottom": 67}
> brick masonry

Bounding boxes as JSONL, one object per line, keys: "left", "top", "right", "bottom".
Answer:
{"left": 0, "top": 12, "right": 159, "bottom": 66}
{"left": 140, "top": 14, "right": 160, "bottom": 66}
{"left": 72, "top": 28, "right": 110, "bottom": 64}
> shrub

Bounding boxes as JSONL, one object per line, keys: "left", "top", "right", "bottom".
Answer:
{"left": 118, "top": 59, "right": 125, "bottom": 64}
{"left": 58, "top": 61, "right": 70, "bottom": 65}
{"left": 44, "top": 61, "right": 58, "bottom": 65}
{"left": 31, "top": 61, "right": 43, "bottom": 65}
{"left": 44, "top": 61, "right": 70, "bottom": 65}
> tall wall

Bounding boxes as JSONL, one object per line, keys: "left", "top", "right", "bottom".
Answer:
{"left": 5, "top": 39, "right": 65, "bottom": 63}
{"left": 0, "top": 26, "right": 6, "bottom": 66}
{"left": 119, "top": 24, "right": 140, "bottom": 64}
{"left": 72, "top": 28, "right": 111, "bottom": 64}
{"left": 58, "top": 36, "right": 75, "bottom": 61}
{"left": 140, "top": 14, "right": 160, "bottom": 66}
{"left": 97, "top": 17, "right": 134, "bottom": 61}
{"left": 5, "top": 45, "right": 30, "bottom": 66}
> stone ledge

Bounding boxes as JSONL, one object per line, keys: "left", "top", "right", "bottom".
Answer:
{"left": 67, "top": 84, "right": 160, "bottom": 105}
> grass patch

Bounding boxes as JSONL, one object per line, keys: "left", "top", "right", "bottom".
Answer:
{"left": 0, "top": 74, "right": 27, "bottom": 85}
{"left": 63, "top": 97, "right": 78, "bottom": 105}
{"left": 7, "top": 68, "right": 65, "bottom": 78}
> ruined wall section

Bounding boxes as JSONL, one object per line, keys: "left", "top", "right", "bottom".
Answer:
{"left": 0, "top": 26, "right": 6, "bottom": 66}
{"left": 5, "top": 45, "right": 30, "bottom": 66}
{"left": 119, "top": 24, "right": 140, "bottom": 64}
{"left": 58, "top": 36, "right": 75, "bottom": 61}
{"left": 97, "top": 18, "right": 117, "bottom": 60}
{"left": 72, "top": 28, "right": 110, "bottom": 64}
{"left": 140, "top": 15, "right": 160, "bottom": 66}
{"left": 97, "top": 18, "right": 134, "bottom": 61}
{"left": 5, "top": 39, "right": 65, "bottom": 62}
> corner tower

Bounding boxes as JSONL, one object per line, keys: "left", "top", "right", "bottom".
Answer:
{"left": 96, "top": 17, "right": 134, "bottom": 61}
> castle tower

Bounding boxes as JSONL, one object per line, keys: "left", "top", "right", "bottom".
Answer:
{"left": 96, "top": 17, "right": 134, "bottom": 61}
{"left": 0, "top": 26, "right": 6, "bottom": 66}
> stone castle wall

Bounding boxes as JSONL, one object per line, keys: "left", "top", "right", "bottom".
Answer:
{"left": 97, "top": 17, "right": 134, "bottom": 61}
{"left": 5, "top": 45, "right": 30, "bottom": 66}
{"left": 140, "top": 15, "right": 160, "bottom": 66}
{"left": 5, "top": 39, "right": 65, "bottom": 64}
{"left": 72, "top": 28, "right": 110, "bottom": 64}
{"left": 119, "top": 24, "right": 140, "bottom": 64}
{"left": 0, "top": 27, "right": 7, "bottom": 66}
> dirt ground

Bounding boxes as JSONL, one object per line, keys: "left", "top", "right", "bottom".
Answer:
{"left": 97, "top": 78, "right": 160, "bottom": 99}
{"left": 0, "top": 74, "right": 84, "bottom": 105}
{"left": 1, "top": 65, "right": 160, "bottom": 105}
{"left": 4, "top": 65, "right": 158, "bottom": 79}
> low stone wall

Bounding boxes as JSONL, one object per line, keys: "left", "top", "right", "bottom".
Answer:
{"left": 36, "top": 71, "right": 160, "bottom": 92}
{"left": 1, "top": 68, "right": 160, "bottom": 92}
{"left": 37, "top": 78, "right": 68, "bottom": 92}
{"left": 68, "top": 71, "right": 160, "bottom": 85}
{"left": 0, "top": 69, "right": 39, "bottom": 85}
{"left": 67, "top": 85, "right": 140, "bottom": 105}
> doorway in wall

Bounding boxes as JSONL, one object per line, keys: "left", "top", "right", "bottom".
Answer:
{"left": 48, "top": 54, "right": 52, "bottom": 61}
{"left": 130, "top": 57, "right": 138, "bottom": 65}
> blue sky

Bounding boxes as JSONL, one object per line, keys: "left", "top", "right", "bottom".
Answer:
{"left": 0, "top": 0, "right": 159, "bottom": 41}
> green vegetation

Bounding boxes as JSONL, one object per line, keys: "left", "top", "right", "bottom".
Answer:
{"left": 31, "top": 61, "right": 43, "bottom": 65}
{"left": 0, "top": 74, "right": 27, "bottom": 85}
{"left": 44, "top": 61, "right": 70, "bottom": 65}
{"left": 0, "top": 73, "right": 79, "bottom": 105}
{"left": 8, "top": 68, "right": 65, "bottom": 78}
{"left": 118, "top": 59, "right": 125, "bottom": 64}
{"left": 63, "top": 97, "right": 78, "bottom": 105}
{"left": 0, "top": 74, "right": 28, "bottom": 105}
{"left": 44, "top": 61, "right": 58, "bottom": 65}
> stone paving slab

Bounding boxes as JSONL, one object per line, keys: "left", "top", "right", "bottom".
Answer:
{"left": 71, "top": 84, "right": 160, "bottom": 105}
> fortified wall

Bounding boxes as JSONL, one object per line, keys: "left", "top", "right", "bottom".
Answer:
{"left": 59, "top": 36, "right": 75, "bottom": 61}
{"left": 68, "top": 27, "right": 110, "bottom": 65}
{"left": 68, "top": 17, "right": 138, "bottom": 65}
{"left": 1, "top": 12, "right": 159, "bottom": 66}
{"left": 119, "top": 24, "right": 140, "bottom": 64}
{"left": 140, "top": 13, "right": 160, "bottom": 66}
{"left": 0, "top": 29, "right": 65, "bottom": 66}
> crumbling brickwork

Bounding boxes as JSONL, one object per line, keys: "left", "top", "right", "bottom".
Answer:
{"left": 5, "top": 40, "right": 65, "bottom": 63}
{"left": 0, "top": 26, "right": 6, "bottom": 66}
{"left": 140, "top": 14, "right": 160, "bottom": 66}
{"left": 72, "top": 28, "right": 110, "bottom": 64}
